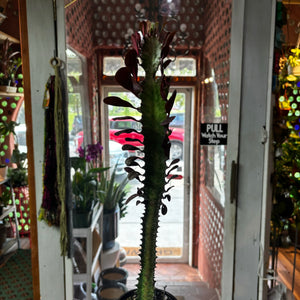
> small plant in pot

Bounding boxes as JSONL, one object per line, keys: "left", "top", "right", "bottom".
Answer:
{"left": 0, "top": 39, "right": 22, "bottom": 92}
{"left": 104, "top": 20, "right": 179, "bottom": 300}
{"left": 0, "top": 120, "right": 19, "bottom": 180}
{"left": 98, "top": 165, "right": 129, "bottom": 250}
{"left": 0, "top": 184, "right": 10, "bottom": 214}
{"left": 70, "top": 142, "right": 107, "bottom": 228}
{"left": 8, "top": 146, "right": 28, "bottom": 187}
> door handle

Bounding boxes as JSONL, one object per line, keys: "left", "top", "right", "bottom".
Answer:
{"left": 230, "top": 160, "right": 238, "bottom": 204}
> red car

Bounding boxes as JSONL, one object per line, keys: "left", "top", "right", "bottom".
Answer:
{"left": 109, "top": 117, "right": 184, "bottom": 159}
{"left": 75, "top": 114, "right": 185, "bottom": 160}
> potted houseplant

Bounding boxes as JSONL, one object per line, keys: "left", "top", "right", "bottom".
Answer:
{"left": 0, "top": 120, "right": 18, "bottom": 180}
{"left": 70, "top": 142, "right": 107, "bottom": 228}
{"left": 8, "top": 146, "right": 28, "bottom": 187}
{"left": 104, "top": 20, "right": 178, "bottom": 300}
{"left": 0, "top": 184, "right": 10, "bottom": 214}
{"left": 0, "top": 39, "right": 22, "bottom": 93}
{"left": 98, "top": 165, "right": 129, "bottom": 250}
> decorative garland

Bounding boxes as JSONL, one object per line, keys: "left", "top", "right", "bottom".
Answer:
{"left": 39, "top": 59, "right": 68, "bottom": 256}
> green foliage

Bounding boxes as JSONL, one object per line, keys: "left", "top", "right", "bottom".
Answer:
{"left": 0, "top": 185, "right": 11, "bottom": 207}
{"left": 273, "top": 139, "right": 300, "bottom": 222}
{"left": 8, "top": 146, "right": 28, "bottom": 187}
{"left": 70, "top": 143, "right": 107, "bottom": 211}
{"left": 97, "top": 166, "right": 129, "bottom": 218}
{"left": 0, "top": 39, "right": 22, "bottom": 86}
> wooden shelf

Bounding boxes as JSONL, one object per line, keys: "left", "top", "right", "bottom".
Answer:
{"left": 0, "top": 205, "right": 14, "bottom": 220}
{"left": 0, "top": 92, "right": 24, "bottom": 98}
{"left": 73, "top": 203, "right": 103, "bottom": 300}
{"left": 0, "top": 30, "right": 19, "bottom": 44}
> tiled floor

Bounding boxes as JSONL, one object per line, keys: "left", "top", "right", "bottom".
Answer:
{"left": 123, "top": 263, "right": 220, "bottom": 300}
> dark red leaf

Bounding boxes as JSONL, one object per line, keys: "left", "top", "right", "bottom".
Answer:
{"left": 168, "top": 159, "right": 180, "bottom": 167}
{"left": 162, "top": 59, "right": 172, "bottom": 70}
{"left": 125, "top": 137, "right": 143, "bottom": 144}
{"left": 125, "top": 156, "right": 141, "bottom": 165}
{"left": 125, "top": 167, "right": 141, "bottom": 180}
{"left": 161, "top": 203, "right": 168, "bottom": 215}
{"left": 166, "top": 165, "right": 179, "bottom": 176}
{"left": 114, "top": 128, "right": 139, "bottom": 136}
{"left": 115, "top": 67, "right": 133, "bottom": 91}
{"left": 125, "top": 49, "right": 138, "bottom": 81}
{"left": 131, "top": 32, "right": 141, "bottom": 55}
{"left": 104, "top": 96, "right": 136, "bottom": 109}
{"left": 122, "top": 144, "right": 141, "bottom": 151}
{"left": 161, "top": 116, "right": 176, "bottom": 126}
{"left": 165, "top": 90, "right": 177, "bottom": 114}
{"left": 164, "top": 194, "right": 171, "bottom": 202}
{"left": 112, "top": 116, "right": 140, "bottom": 122}
{"left": 160, "top": 75, "right": 170, "bottom": 101}
{"left": 126, "top": 193, "right": 139, "bottom": 204}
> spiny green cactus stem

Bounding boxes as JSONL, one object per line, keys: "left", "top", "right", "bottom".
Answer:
{"left": 104, "top": 20, "right": 177, "bottom": 300}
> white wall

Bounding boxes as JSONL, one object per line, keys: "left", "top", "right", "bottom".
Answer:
{"left": 26, "top": 0, "right": 71, "bottom": 299}
{"left": 222, "top": 0, "right": 275, "bottom": 299}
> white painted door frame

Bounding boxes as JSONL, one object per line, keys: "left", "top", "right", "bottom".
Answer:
{"left": 222, "top": 0, "right": 276, "bottom": 299}
{"left": 102, "top": 86, "right": 193, "bottom": 264}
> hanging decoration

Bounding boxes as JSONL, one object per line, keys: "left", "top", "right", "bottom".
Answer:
{"left": 38, "top": 0, "right": 70, "bottom": 257}
{"left": 39, "top": 60, "right": 69, "bottom": 256}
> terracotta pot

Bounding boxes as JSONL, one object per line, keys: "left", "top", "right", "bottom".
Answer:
{"left": 100, "top": 267, "right": 128, "bottom": 285}
{"left": 0, "top": 86, "right": 17, "bottom": 93}
{"left": 0, "top": 166, "right": 7, "bottom": 181}
{"left": 97, "top": 282, "right": 127, "bottom": 300}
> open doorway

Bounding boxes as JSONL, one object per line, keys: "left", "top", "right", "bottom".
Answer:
{"left": 103, "top": 87, "right": 193, "bottom": 263}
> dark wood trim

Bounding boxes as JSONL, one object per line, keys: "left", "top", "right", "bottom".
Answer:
{"left": 191, "top": 51, "right": 204, "bottom": 268}
{"left": 18, "top": 1, "right": 40, "bottom": 299}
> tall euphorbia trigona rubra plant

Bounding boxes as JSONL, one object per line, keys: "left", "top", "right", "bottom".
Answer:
{"left": 104, "top": 21, "right": 178, "bottom": 300}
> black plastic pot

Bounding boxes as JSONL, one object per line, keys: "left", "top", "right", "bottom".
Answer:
{"left": 72, "top": 209, "right": 92, "bottom": 228}
{"left": 97, "top": 282, "right": 127, "bottom": 300}
{"left": 100, "top": 267, "right": 128, "bottom": 286}
{"left": 103, "top": 206, "right": 119, "bottom": 250}
{"left": 119, "top": 288, "right": 177, "bottom": 300}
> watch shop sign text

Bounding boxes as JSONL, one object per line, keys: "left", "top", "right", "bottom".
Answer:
{"left": 200, "top": 123, "right": 228, "bottom": 145}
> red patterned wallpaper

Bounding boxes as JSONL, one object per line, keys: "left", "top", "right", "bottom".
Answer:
{"left": 65, "top": 0, "right": 94, "bottom": 57}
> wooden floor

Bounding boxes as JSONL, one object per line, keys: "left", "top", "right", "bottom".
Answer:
{"left": 276, "top": 247, "right": 300, "bottom": 300}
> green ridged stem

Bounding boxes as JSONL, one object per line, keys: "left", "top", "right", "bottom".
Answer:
{"left": 136, "top": 36, "right": 168, "bottom": 300}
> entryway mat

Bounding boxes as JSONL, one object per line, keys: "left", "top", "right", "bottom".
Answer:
{"left": 0, "top": 249, "right": 32, "bottom": 300}
{"left": 124, "top": 247, "right": 182, "bottom": 257}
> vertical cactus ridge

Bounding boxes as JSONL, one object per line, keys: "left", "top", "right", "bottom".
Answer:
{"left": 103, "top": 20, "right": 177, "bottom": 300}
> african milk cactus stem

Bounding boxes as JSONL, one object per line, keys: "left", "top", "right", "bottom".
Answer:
{"left": 104, "top": 21, "right": 178, "bottom": 300}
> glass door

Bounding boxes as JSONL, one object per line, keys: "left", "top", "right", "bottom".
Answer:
{"left": 103, "top": 87, "right": 193, "bottom": 263}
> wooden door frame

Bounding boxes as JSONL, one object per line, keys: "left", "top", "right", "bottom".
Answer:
{"left": 18, "top": 1, "right": 40, "bottom": 299}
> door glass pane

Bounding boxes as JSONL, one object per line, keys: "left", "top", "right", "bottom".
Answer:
{"left": 105, "top": 89, "right": 188, "bottom": 261}
{"left": 67, "top": 49, "right": 84, "bottom": 157}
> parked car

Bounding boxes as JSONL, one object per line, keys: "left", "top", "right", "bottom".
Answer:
{"left": 75, "top": 113, "right": 185, "bottom": 160}
{"left": 109, "top": 115, "right": 185, "bottom": 159}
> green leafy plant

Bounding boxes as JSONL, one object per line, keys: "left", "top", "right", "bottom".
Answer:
{"left": 0, "top": 120, "right": 19, "bottom": 167}
{"left": 0, "top": 39, "right": 22, "bottom": 86}
{"left": 70, "top": 142, "right": 107, "bottom": 211}
{"left": 8, "top": 146, "right": 27, "bottom": 187}
{"left": 104, "top": 20, "right": 178, "bottom": 300}
{"left": 0, "top": 185, "right": 11, "bottom": 208}
{"left": 98, "top": 165, "right": 129, "bottom": 218}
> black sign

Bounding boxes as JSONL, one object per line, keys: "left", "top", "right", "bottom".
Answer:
{"left": 200, "top": 123, "right": 228, "bottom": 145}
